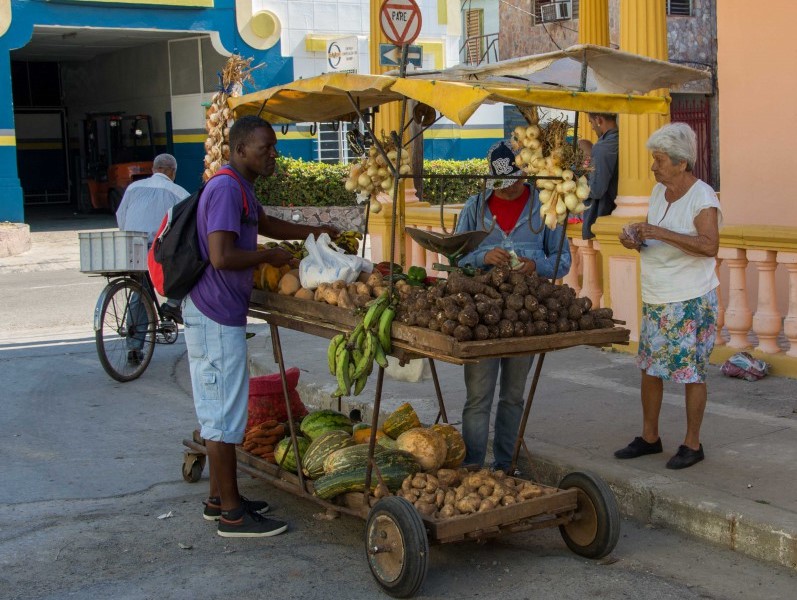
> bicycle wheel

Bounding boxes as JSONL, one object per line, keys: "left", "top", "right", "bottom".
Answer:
{"left": 96, "top": 278, "right": 157, "bottom": 382}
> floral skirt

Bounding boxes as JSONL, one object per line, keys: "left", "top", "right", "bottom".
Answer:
{"left": 636, "top": 288, "right": 718, "bottom": 383}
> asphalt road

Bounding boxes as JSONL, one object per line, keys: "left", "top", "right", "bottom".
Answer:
{"left": 1, "top": 269, "right": 796, "bottom": 599}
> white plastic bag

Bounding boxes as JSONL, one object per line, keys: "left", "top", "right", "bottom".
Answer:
{"left": 299, "top": 233, "right": 373, "bottom": 289}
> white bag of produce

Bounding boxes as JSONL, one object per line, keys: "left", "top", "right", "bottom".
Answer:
{"left": 299, "top": 233, "right": 372, "bottom": 289}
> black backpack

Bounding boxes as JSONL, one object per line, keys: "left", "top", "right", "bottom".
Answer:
{"left": 147, "top": 167, "right": 247, "bottom": 298}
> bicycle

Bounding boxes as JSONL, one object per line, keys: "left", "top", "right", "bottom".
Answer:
{"left": 93, "top": 270, "right": 180, "bottom": 382}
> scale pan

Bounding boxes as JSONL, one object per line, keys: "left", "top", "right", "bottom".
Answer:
{"left": 405, "top": 227, "right": 489, "bottom": 256}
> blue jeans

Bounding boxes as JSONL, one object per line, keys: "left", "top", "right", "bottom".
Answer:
{"left": 182, "top": 296, "right": 249, "bottom": 444}
{"left": 462, "top": 356, "right": 533, "bottom": 470}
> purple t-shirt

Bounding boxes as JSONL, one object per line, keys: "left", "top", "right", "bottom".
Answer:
{"left": 190, "top": 168, "right": 260, "bottom": 326}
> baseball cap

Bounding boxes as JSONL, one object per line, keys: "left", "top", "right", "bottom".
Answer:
{"left": 486, "top": 140, "right": 524, "bottom": 190}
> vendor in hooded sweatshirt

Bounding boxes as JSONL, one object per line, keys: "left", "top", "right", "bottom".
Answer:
{"left": 454, "top": 140, "right": 571, "bottom": 475}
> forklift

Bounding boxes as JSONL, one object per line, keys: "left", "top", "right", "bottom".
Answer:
{"left": 83, "top": 112, "right": 155, "bottom": 212}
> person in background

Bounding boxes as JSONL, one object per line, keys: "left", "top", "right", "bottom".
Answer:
{"left": 184, "top": 115, "right": 338, "bottom": 537}
{"left": 116, "top": 153, "right": 190, "bottom": 362}
{"left": 615, "top": 123, "right": 721, "bottom": 470}
{"left": 582, "top": 113, "right": 619, "bottom": 240}
{"left": 455, "top": 140, "right": 571, "bottom": 475}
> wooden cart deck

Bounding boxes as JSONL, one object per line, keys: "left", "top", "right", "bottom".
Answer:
{"left": 249, "top": 289, "right": 630, "bottom": 365}
{"left": 183, "top": 430, "right": 579, "bottom": 544}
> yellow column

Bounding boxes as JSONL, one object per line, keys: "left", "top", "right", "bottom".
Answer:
{"left": 369, "top": 0, "right": 411, "bottom": 266}
{"left": 577, "top": 0, "right": 610, "bottom": 143}
{"left": 614, "top": 0, "right": 670, "bottom": 216}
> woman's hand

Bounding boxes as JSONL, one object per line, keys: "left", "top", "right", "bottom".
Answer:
{"left": 634, "top": 222, "right": 665, "bottom": 243}
{"left": 316, "top": 224, "right": 340, "bottom": 238}
{"left": 484, "top": 247, "right": 511, "bottom": 266}
{"left": 619, "top": 222, "right": 645, "bottom": 250}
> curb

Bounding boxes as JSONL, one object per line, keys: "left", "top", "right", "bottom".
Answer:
{"left": 288, "top": 375, "right": 797, "bottom": 571}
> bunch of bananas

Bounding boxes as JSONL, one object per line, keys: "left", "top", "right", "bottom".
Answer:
{"left": 327, "top": 290, "right": 396, "bottom": 397}
{"left": 264, "top": 240, "right": 308, "bottom": 260}
{"left": 333, "top": 230, "right": 363, "bottom": 255}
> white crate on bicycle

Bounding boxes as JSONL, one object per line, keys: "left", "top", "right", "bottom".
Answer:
{"left": 79, "top": 230, "right": 149, "bottom": 273}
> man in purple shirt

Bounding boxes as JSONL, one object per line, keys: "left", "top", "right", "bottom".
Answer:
{"left": 183, "top": 116, "right": 337, "bottom": 538}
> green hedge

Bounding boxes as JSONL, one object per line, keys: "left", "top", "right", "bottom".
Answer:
{"left": 256, "top": 156, "right": 489, "bottom": 207}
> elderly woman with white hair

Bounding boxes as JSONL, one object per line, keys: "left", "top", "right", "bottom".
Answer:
{"left": 614, "top": 123, "right": 721, "bottom": 470}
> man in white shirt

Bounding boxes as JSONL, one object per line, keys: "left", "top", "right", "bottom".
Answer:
{"left": 116, "top": 154, "right": 190, "bottom": 356}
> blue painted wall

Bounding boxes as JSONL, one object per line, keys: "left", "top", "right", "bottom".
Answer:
{"left": 0, "top": 0, "right": 293, "bottom": 221}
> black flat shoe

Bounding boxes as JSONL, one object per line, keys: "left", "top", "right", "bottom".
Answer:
{"left": 614, "top": 436, "right": 663, "bottom": 459}
{"left": 666, "top": 444, "right": 704, "bottom": 469}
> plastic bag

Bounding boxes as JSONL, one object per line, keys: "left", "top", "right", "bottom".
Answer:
{"left": 720, "top": 352, "right": 770, "bottom": 382}
{"left": 247, "top": 367, "right": 308, "bottom": 428}
{"left": 299, "top": 232, "right": 372, "bottom": 289}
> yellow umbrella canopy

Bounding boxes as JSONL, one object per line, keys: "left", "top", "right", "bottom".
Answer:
{"left": 228, "top": 73, "right": 402, "bottom": 125}
{"left": 229, "top": 72, "right": 674, "bottom": 127}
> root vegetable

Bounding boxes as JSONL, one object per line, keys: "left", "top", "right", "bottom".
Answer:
{"left": 478, "top": 498, "right": 498, "bottom": 512}
{"left": 415, "top": 501, "right": 436, "bottom": 517}
{"left": 437, "top": 469, "right": 461, "bottom": 487}
{"left": 439, "top": 504, "right": 456, "bottom": 519}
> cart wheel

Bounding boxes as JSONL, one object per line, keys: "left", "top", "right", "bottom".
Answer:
{"left": 182, "top": 453, "right": 205, "bottom": 483}
{"left": 365, "top": 496, "right": 429, "bottom": 598}
{"left": 558, "top": 471, "right": 620, "bottom": 559}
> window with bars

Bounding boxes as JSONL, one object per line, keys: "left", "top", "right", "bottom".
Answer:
{"left": 464, "top": 9, "right": 483, "bottom": 65}
{"left": 667, "top": 0, "right": 692, "bottom": 16}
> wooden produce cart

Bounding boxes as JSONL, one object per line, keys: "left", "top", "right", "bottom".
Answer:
{"left": 181, "top": 45, "right": 708, "bottom": 598}
{"left": 182, "top": 290, "right": 630, "bottom": 597}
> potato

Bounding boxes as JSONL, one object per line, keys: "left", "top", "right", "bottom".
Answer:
{"left": 353, "top": 293, "right": 371, "bottom": 308}
{"left": 455, "top": 497, "right": 480, "bottom": 514}
{"left": 439, "top": 504, "right": 457, "bottom": 519}
{"left": 366, "top": 272, "right": 383, "bottom": 288}
{"left": 331, "top": 279, "right": 347, "bottom": 290}
{"left": 518, "top": 483, "right": 544, "bottom": 499}
{"left": 401, "top": 477, "right": 413, "bottom": 493}
{"left": 454, "top": 486, "right": 468, "bottom": 501}
{"left": 374, "top": 483, "right": 390, "bottom": 499}
{"left": 372, "top": 285, "right": 388, "bottom": 298}
{"left": 419, "top": 492, "right": 437, "bottom": 504}
{"left": 444, "top": 489, "right": 456, "bottom": 506}
{"left": 354, "top": 282, "right": 371, "bottom": 296}
{"left": 314, "top": 283, "right": 329, "bottom": 302}
{"left": 322, "top": 287, "right": 339, "bottom": 305}
{"left": 435, "top": 488, "right": 446, "bottom": 508}
{"left": 478, "top": 498, "right": 498, "bottom": 512}
{"left": 478, "top": 484, "right": 494, "bottom": 498}
{"left": 278, "top": 273, "right": 301, "bottom": 295}
{"left": 436, "top": 468, "right": 460, "bottom": 488}
{"left": 411, "top": 474, "right": 427, "bottom": 489}
{"left": 501, "top": 495, "right": 517, "bottom": 507}
{"left": 414, "top": 501, "right": 436, "bottom": 517}
{"left": 294, "top": 287, "right": 314, "bottom": 301}
{"left": 337, "top": 288, "right": 355, "bottom": 309}
{"left": 424, "top": 474, "right": 439, "bottom": 493}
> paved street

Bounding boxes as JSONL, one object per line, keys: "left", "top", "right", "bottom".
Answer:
{"left": 1, "top": 212, "right": 796, "bottom": 599}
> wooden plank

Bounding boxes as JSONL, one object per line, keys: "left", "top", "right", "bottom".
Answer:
{"left": 249, "top": 291, "right": 630, "bottom": 360}
{"left": 424, "top": 489, "right": 578, "bottom": 540}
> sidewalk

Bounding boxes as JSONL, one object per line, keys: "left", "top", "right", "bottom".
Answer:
{"left": 7, "top": 209, "right": 797, "bottom": 571}
{"left": 245, "top": 329, "right": 797, "bottom": 570}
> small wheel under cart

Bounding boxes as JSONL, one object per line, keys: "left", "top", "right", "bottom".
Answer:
{"left": 365, "top": 496, "right": 429, "bottom": 599}
{"left": 558, "top": 471, "right": 620, "bottom": 559}
{"left": 182, "top": 451, "right": 206, "bottom": 483}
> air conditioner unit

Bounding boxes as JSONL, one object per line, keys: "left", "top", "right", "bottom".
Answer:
{"left": 540, "top": 1, "right": 571, "bottom": 23}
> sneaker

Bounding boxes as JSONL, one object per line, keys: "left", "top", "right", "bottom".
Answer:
{"left": 203, "top": 496, "right": 270, "bottom": 521}
{"left": 127, "top": 350, "right": 142, "bottom": 365}
{"left": 666, "top": 444, "right": 704, "bottom": 470}
{"left": 160, "top": 302, "right": 183, "bottom": 325}
{"left": 614, "top": 436, "right": 663, "bottom": 459}
{"left": 217, "top": 508, "right": 287, "bottom": 538}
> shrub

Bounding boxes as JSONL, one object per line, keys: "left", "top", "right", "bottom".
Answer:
{"left": 255, "top": 157, "right": 490, "bottom": 207}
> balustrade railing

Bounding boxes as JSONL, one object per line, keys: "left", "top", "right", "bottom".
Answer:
{"left": 369, "top": 203, "right": 797, "bottom": 377}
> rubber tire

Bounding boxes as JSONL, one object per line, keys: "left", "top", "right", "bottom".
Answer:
{"left": 108, "top": 189, "right": 122, "bottom": 214}
{"left": 182, "top": 454, "right": 204, "bottom": 483}
{"left": 558, "top": 471, "right": 621, "bottom": 559}
{"left": 365, "top": 496, "right": 429, "bottom": 598}
{"left": 96, "top": 279, "right": 156, "bottom": 382}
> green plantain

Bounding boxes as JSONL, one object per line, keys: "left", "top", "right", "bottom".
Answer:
{"left": 377, "top": 305, "right": 396, "bottom": 353}
{"left": 327, "top": 334, "right": 345, "bottom": 376}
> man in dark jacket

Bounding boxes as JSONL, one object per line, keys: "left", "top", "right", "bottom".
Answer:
{"left": 582, "top": 113, "right": 619, "bottom": 239}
